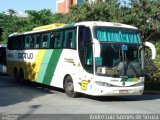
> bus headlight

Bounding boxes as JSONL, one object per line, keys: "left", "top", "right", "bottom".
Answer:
{"left": 135, "top": 82, "right": 144, "bottom": 86}
{"left": 95, "top": 81, "right": 111, "bottom": 87}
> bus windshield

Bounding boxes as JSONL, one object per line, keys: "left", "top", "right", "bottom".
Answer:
{"left": 94, "top": 27, "right": 144, "bottom": 77}
{"left": 96, "top": 43, "right": 144, "bottom": 77}
{"left": 94, "top": 27, "right": 141, "bottom": 44}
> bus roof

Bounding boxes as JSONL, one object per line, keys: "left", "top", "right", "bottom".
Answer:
{"left": 32, "top": 23, "right": 66, "bottom": 31}
{"left": 74, "top": 21, "right": 138, "bottom": 30}
{"left": 9, "top": 23, "right": 66, "bottom": 37}
{"left": 9, "top": 21, "right": 138, "bottom": 37}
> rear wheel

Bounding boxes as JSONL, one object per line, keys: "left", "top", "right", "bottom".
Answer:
{"left": 64, "top": 76, "right": 79, "bottom": 98}
{"left": 13, "top": 68, "right": 19, "bottom": 83}
{"left": 19, "top": 69, "right": 24, "bottom": 84}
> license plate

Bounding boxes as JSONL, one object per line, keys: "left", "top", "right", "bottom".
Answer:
{"left": 119, "top": 90, "right": 128, "bottom": 94}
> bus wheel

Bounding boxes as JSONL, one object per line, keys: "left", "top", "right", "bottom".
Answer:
{"left": 64, "top": 76, "right": 79, "bottom": 98}
{"left": 13, "top": 68, "right": 19, "bottom": 83}
{"left": 19, "top": 69, "right": 24, "bottom": 84}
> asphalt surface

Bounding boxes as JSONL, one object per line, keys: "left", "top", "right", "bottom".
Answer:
{"left": 0, "top": 76, "right": 160, "bottom": 120}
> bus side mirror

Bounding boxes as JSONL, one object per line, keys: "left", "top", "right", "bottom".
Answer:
{"left": 144, "top": 41, "right": 156, "bottom": 60}
{"left": 95, "top": 57, "right": 102, "bottom": 66}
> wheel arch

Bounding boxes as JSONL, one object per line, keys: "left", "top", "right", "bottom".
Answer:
{"left": 63, "top": 74, "right": 72, "bottom": 89}
{"left": 19, "top": 66, "right": 26, "bottom": 80}
{"left": 19, "top": 67, "right": 24, "bottom": 75}
{"left": 13, "top": 67, "right": 18, "bottom": 76}
{"left": 63, "top": 74, "right": 79, "bottom": 98}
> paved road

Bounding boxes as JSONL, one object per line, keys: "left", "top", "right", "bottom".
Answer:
{"left": 0, "top": 76, "right": 160, "bottom": 119}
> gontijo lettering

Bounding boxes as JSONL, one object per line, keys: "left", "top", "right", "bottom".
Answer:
{"left": 18, "top": 53, "right": 33, "bottom": 59}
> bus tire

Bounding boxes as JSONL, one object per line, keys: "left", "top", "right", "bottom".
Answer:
{"left": 64, "top": 76, "right": 79, "bottom": 98}
{"left": 13, "top": 68, "right": 19, "bottom": 83}
{"left": 19, "top": 69, "right": 24, "bottom": 84}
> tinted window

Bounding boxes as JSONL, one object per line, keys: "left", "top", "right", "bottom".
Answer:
{"left": 64, "top": 28, "right": 76, "bottom": 49}
{"left": 25, "top": 36, "right": 30, "bottom": 48}
{"left": 35, "top": 35, "right": 41, "bottom": 48}
{"left": 51, "top": 31, "right": 63, "bottom": 48}
{"left": 42, "top": 34, "right": 50, "bottom": 48}
{"left": 8, "top": 36, "right": 24, "bottom": 50}
{"left": 30, "top": 36, "right": 35, "bottom": 49}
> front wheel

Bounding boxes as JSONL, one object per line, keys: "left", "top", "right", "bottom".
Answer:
{"left": 64, "top": 76, "right": 79, "bottom": 98}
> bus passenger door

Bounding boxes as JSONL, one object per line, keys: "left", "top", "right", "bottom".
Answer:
{"left": 77, "top": 26, "right": 94, "bottom": 93}
{"left": 78, "top": 26, "right": 93, "bottom": 74}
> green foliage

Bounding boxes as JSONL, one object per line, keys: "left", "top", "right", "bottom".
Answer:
{"left": 25, "top": 9, "right": 53, "bottom": 27}
{"left": 0, "top": 9, "right": 54, "bottom": 43}
{"left": 0, "top": 12, "right": 21, "bottom": 43}
{"left": 123, "top": 0, "right": 160, "bottom": 41}
{"left": 144, "top": 48, "right": 157, "bottom": 81}
{"left": 145, "top": 81, "right": 160, "bottom": 90}
{"left": 153, "top": 41, "right": 160, "bottom": 81}
{"left": 60, "top": 0, "right": 121, "bottom": 22}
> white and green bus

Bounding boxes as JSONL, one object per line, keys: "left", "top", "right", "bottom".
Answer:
{"left": 7, "top": 21, "right": 156, "bottom": 97}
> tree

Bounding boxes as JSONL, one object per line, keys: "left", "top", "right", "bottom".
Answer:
{"left": 6, "top": 9, "right": 16, "bottom": 16}
{"left": 59, "top": 0, "right": 120, "bottom": 23}
{"left": 0, "top": 11, "right": 20, "bottom": 43}
{"left": 122, "top": 0, "right": 160, "bottom": 42}
{"left": 25, "top": 9, "right": 53, "bottom": 28}
{"left": 0, "top": 9, "right": 54, "bottom": 43}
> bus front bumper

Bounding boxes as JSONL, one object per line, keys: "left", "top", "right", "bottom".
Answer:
{"left": 90, "top": 86, "right": 144, "bottom": 96}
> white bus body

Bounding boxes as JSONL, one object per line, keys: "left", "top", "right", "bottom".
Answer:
{"left": 7, "top": 21, "right": 156, "bottom": 97}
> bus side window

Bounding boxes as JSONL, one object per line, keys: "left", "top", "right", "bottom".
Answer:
{"left": 50, "top": 31, "right": 56, "bottom": 48}
{"left": 19, "top": 36, "right": 25, "bottom": 50}
{"left": 64, "top": 28, "right": 76, "bottom": 49}
{"left": 14, "top": 39, "right": 19, "bottom": 49}
{"left": 64, "top": 30, "right": 69, "bottom": 48}
{"left": 30, "top": 36, "right": 36, "bottom": 49}
{"left": 17, "top": 36, "right": 21, "bottom": 49}
{"left": 9, "top": 37, "right": 14, "bottom": 50}
{"left": 25, "top": 36, "right": 30, "bottom": 49}
{"left": 35, "top": 35, "right": 41, "bottom": 48}
{"left": 10, "top": 37, "right": 16, "bottom": 50}
{"left": 8, "top": 37, "right": 12, "bottom": 50}
{"left": 42, "top": 33, "right": 50, "bottom": 48}
{"left": 54, "top": 31, "right": 63, "bottom": 48}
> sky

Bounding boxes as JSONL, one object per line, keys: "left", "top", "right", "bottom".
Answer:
{"left": 0, "top": 0, "right": 57, "bottom": 13}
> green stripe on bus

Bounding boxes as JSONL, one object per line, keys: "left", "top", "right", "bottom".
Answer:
{"left": 42, "top": 49, "right": 63, "bottom": 85}
{"left": 121, "top": 78, "right": 139, "bottom": 82}
{"left": 37, "top": 50, "right": 53, "bottom": 83}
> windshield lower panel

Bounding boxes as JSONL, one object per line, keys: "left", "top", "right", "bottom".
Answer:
{"left": 96, "top": 43, "right": 144, "bottom": 78}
